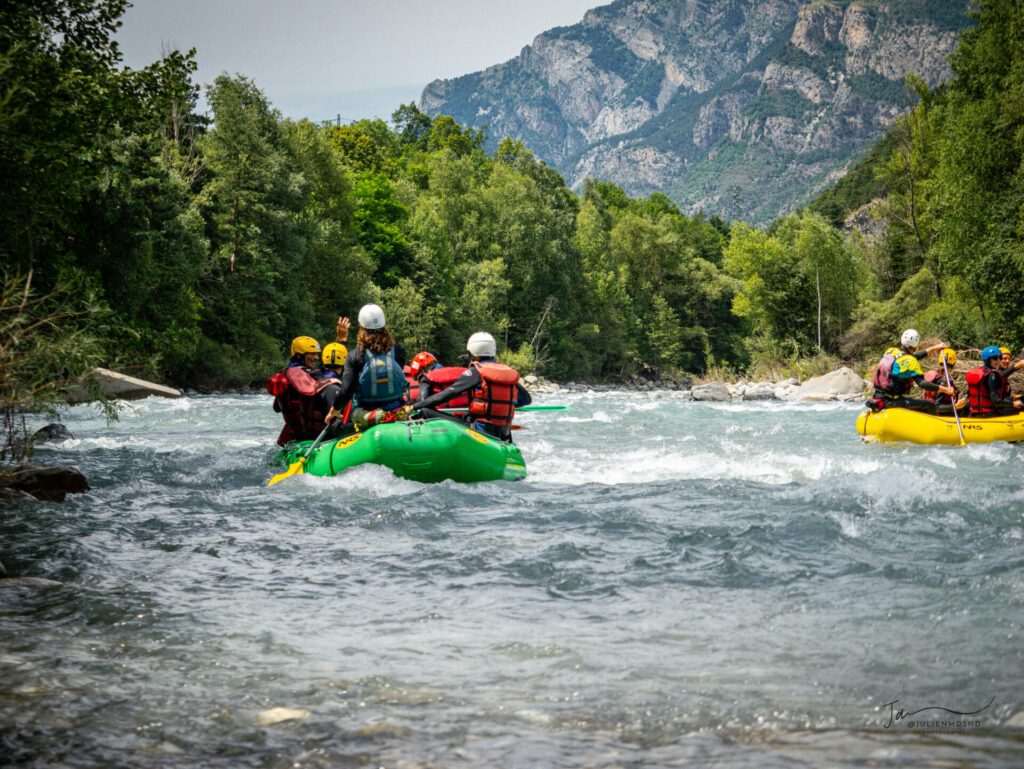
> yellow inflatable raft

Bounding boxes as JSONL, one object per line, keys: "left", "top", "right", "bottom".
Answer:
{"left": 856, "top": 408, "right": 1024, "bottom": 444}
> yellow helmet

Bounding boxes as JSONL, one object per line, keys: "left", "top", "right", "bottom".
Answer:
{"left": 322, "top": 342, "right": 348, "bottom": 367}
{"left": 939, "top": 348, "right": 957, "bottom": 366}
{"left": 1000, "top": 346, "right": 1011, "bottom": 356}
{"left": 290, "top": 336, "right": 321, "bottom": 357}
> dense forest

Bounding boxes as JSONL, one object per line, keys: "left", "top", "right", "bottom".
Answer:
{"left": 2, "top": 0, "right": 1023, "bottom": 410}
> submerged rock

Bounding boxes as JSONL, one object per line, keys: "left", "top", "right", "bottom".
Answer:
{"left": 0, "top": 577, "right": 63, "bottom": 589}
{"left": 31, "top": 423, "right": 73, "bottom": 443}
{"left": 1, "top": 464, "right": 90, "bottom": 502}
{"left": 257, "top": 706, "right": 311, "bottom": 725}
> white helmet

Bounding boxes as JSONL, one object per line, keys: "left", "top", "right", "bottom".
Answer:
{"left": 466, "top": 331, "right": 497, "bottom": 358}
{"left": 357, "top": 303, "right": 386, "bottom": 330}
{"left": 900, "top": 328, "right": 920, "bottom": 348}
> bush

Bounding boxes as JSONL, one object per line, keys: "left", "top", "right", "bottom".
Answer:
{"left": 499, "top": 342, "right": 537, "bottom": 377}
{"left": 1, "top": 271, "right": 115, "bottom": 470}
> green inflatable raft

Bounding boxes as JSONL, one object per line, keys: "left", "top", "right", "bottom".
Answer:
{"left": 276, "top": 418, "right": 527, "bottom": 483}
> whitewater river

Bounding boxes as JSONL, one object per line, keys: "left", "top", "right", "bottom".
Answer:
{"left": 2, "top": 392, "right": 1022, "bottom": 767}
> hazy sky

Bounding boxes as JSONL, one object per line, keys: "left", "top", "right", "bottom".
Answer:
{"left": 117, "top": 0, "right": 602, "bottom": 123}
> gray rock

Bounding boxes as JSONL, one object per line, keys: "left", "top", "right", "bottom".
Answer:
{"left": 799, "top": 366, "right": 866, "bottom": 396}
{"left": 742, "top": 388, "right": 776, "bottom": 401}
{"left": 31, "top": 423, "right": 73, "bottom": 443}
{"left": 800, "top": 392, "right": 838, "bottom": 402}
{"left": 1, "top": 464, "right": 90, "bottom": 502}
{"left": 779, "top": 377, "right": 801, "bottom": 387}
{"left": 0, "top": 577, "right": 63, "bottom": 589}
{"left": 691, "top": 383, "right": 732, "bottom": 402}
{"left": 524, "top": 374, "right": 539, "bottom": 385}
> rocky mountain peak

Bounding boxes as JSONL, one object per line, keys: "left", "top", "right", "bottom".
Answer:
{"left": 421, "top": 0, "right": 971, "bottom": 223}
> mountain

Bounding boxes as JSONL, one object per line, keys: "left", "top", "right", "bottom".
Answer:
{"left": 420, "top": 0, "right": 971, "bottom": 224}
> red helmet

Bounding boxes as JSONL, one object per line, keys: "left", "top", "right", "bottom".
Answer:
{"left": 409, "top": 351, "right": 437, "bottom": 374}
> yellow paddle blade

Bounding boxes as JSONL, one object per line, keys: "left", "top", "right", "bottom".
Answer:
{"left": 267, "top": 457, "right": 307, "bottom": 486}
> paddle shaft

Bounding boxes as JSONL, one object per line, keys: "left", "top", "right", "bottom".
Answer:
{"left": 942, "top": 359, "right": 966, "bottom": 445}
{"left": 302, "top": 422, "right": 333, "bottom": 460}
{"left": 267, "top": 422, "right": 334, "bottom": 486}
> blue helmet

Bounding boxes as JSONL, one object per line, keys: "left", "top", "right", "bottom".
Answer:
{"left": 982, "top": 345, "right": 1002, "bottom": 362}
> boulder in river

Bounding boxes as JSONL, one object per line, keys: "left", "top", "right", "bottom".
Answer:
{"left": 797, "top": 367, "right": 866, "bottom": 397}
{"left": 783, "top": 367, "right": 867, "bottom": 401}
{"left": 31, "top": 423, "right": 73, "bottom": 443}
{"left": 691, "top": 383, "right": 732, "bottom": 402}
{"left": 1, "top": 464, "right": 90, "bottom": 502}
{"left": 742, "top": 388, "right": 776, "bottom": 401}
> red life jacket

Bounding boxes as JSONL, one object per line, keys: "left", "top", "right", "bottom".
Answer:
{"left": 966, "top": 366, "right": 998, "bottom": 415}
{"left": 424, "top": 366, "right": 469, "bottom": 407}
{"left": 922, "top": 369, "right": 953, "bottom": 406}
{"left": 404, "top": 367, "right": 420, "bottom": 402}
{"left": 267, "top": 365, "right": 337, "bottom": 445}
{"left": 468, "top": 361, "right": 519, "bottom": 426}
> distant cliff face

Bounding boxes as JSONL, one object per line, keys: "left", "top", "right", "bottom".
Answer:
{"left": 421, "top": 0, "right": 970, "bottom": 224}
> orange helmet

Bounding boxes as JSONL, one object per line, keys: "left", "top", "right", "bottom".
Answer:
{"left": 409, "top": 351, "right": 437, "bottom": 374}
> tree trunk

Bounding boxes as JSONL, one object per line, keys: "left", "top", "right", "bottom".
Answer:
{"left": 816, "top": 265, "right": 823, "bottom": 351}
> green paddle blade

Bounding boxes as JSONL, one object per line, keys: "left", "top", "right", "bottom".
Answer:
{"left": 436, "top": 404, "right": 570, "bottom": 414}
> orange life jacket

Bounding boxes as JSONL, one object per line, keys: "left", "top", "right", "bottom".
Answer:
{"left": 468, "top": 361, "right": 519, "bottom": 426}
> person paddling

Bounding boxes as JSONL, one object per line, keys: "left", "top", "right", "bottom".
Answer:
{"left": 404, "top": 351, "right": 439, "bottom": 402}
{"left": 407, "top": 331, "right": 532, "bottom": 442}
{"left": 267, "top": 336, "right": 344, "bottom": 446}
{"left": 922, "top": 348, "right": 967, "bottom": 415}
{"left": 966, "top": 346, "right": 1024, "bottom": 416}
{"left": 326, "top": 304, "right": 408, "bottom": 430}
{"left": 871, "top": 329, "right": 954, "bottom": 412}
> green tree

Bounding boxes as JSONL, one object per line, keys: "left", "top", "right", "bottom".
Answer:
{"left": 724, "top": 222, "right": 816, "bottom": 350}
{"left": 775, "top": 211, "right": 860, "bottom": 350}
{"left": 352, "top": 172, "right": 412, "bottom": 288}
{"left": 286, "top": 119, "right": 375, "bottom": 337}
{"left": 195, "top": 75, "right": 309, "bottom": 378}
{"left": 75, "top": 132, "right": 207, "bottom": 375}
{"left": 392, "top": 102, "right": 432, "bottom": 150}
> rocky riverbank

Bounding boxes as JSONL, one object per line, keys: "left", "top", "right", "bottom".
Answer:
{"left": 523, "top": 366, "right": 869, "bottom": 402}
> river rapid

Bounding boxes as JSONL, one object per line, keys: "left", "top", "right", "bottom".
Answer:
{"left": 2, "top": 392, "right": 1023, "bottom": 768}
